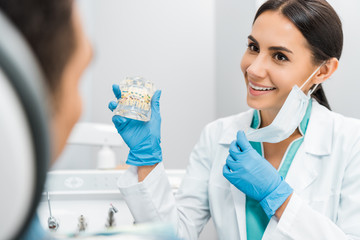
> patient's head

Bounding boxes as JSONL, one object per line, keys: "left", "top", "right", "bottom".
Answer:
{"left": 0, "top": 0, "right": 93, "bottom": 162}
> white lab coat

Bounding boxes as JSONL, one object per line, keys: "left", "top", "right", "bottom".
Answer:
{"left": 117, "top": 100, "right": 360, "bottom": 240}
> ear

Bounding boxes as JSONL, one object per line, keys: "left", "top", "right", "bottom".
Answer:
{"left": 313, "top": 57, "right": 339, "bottom": 84}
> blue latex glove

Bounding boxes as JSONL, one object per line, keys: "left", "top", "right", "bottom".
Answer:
{"left": 223, "top": 131, "right": 293, "bottom": 218}
{"left": 108, "top": 84, "right": 162, "bottom": 166}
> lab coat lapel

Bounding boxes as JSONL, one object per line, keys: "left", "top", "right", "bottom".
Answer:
{"left": 265, "top": 102, "right": 335, "bottom": 237}
{"left": 284, "top": 149, "right": 320, "bottom": 193}
{"left": 302, "top": 101, "right": 334, "bottom": 156}
{"left": 286, "top": 101, "right": 334, "bottom": 193}
{"left": 218, "top": 109, "right": 253, "bottom": 240}
{"left": 231, "top": 185, "right": 247, "bottom": 240}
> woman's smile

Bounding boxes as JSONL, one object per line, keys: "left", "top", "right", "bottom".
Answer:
{"left": 248, "top": 80, "right": 276, "bottom": 96}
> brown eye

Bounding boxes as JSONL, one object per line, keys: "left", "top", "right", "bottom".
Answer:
{"left": 273, "top": 52, "right": 289, "bottom": 62}
{"left": 247, "top": 43, "right": 259, "bottom": 53}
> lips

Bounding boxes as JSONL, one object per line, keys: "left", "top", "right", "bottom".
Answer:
{"left": 248, "top": 81, "right": 276, "bottom": 96}
{"left": 248, "top": 81, "right": 276, "bottom": 91}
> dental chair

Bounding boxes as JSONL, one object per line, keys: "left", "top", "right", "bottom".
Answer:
{"left": 0, "top": 9, "right": 50, "bottom": 240}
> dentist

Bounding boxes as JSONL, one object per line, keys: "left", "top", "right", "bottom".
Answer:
{"left": 109, "top": 0, "right": 360, "bottom": 239}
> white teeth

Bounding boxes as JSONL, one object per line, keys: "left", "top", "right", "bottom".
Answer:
{"left": 249, "top": 82, "right": 275, "bottom": 91}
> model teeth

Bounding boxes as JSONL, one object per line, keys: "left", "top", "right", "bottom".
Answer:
{"left": 249, "top": 82, "right": 275, "bottom": 91}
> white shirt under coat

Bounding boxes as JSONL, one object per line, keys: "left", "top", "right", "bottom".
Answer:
{"left": 117, "top": 100, "right": 360, "bottom": 240}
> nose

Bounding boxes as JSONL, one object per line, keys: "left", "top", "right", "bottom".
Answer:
{"left": 246, "top": 55, "right": 267, "bottom": 80}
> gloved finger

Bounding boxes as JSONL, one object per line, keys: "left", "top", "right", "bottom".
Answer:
{"left": 112, "top": 115, "right": 129, "bottom": 132}
{"left": 108, "top": 101, "right": 118, "bottom": 111}
{"left": 225, "top": 154, "right": 240, "bottom": 172}
{"left": 112, "top": 84, "right": 121, "bottom": 99}
{"left": 236, "top": 130, "right": 252, "bottom": 152}
{"left": 222, "top": 163, "right": 233, "bottom": 178}
{"left": 229, "top": 140, "right": 244, "bottom": 160}
{"left": 151, "top": 90, "right": 162, "bottom": 114}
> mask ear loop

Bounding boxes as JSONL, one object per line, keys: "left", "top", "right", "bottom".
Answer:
{"left": 308, "top": 83, "right": 319, "bottom": 96}
{"left": 300, "top": 61, "right": 326, "bottom": 95}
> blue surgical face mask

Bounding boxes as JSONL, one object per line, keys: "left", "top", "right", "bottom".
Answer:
{"left": 245, "top": 63, "right": 324, "bottom": 143}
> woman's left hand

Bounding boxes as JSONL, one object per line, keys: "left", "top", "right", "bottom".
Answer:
{"left": 223, "top": 130, "right": 293, "bottom": 218}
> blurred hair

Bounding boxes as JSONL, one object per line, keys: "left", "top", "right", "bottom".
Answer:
{"left": 0, "top": 0, "right": 75, "bottom": 99}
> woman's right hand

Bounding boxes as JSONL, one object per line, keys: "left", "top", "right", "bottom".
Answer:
{"left": 108, "top": 84, "right": 162, "bottom": 166}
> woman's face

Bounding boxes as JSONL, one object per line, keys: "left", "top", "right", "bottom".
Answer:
{"left": 241, "top": 10, "right": 319, "bottom": 115}
{"left": 51, "top": 5, "right": 92, "bottom": 162}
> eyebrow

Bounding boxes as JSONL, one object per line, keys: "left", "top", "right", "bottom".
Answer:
{"left": 248, "top": 35, "right": 293, "bottom": 54}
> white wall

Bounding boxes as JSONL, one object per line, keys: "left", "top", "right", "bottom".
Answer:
{"left": 323, "top": 0, "right": 360, "bottom": 118}
{"left": 215, "top": 0, "right": 256, "bottom": 118}
{"left": 54, "top": 0, "right": 216, "bottom": 170}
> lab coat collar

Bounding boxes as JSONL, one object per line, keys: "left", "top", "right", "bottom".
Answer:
{"left": 302, "top": 100, "right": 334, "bottom": 156}
{"left": 218, "top": 109, "right": 254, "bottom": 145}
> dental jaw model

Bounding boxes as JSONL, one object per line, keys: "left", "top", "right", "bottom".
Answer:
{"left": 114, "top": 76, "right": 155, "bottom": 121}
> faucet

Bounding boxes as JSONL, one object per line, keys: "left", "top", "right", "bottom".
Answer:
{"left": 105, "top": 204, "right": 118, "bottom": 228}
{"left": 78, "top": 215, "right": 87, "bottom": 232}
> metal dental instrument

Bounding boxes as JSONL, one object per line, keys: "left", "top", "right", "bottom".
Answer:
{"left": 47, "top": 191, "right": 59, "bottom": 231}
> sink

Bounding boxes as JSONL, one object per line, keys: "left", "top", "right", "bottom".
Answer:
{"left": 37, "top": 169, "right": 185, "bottom": 237}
